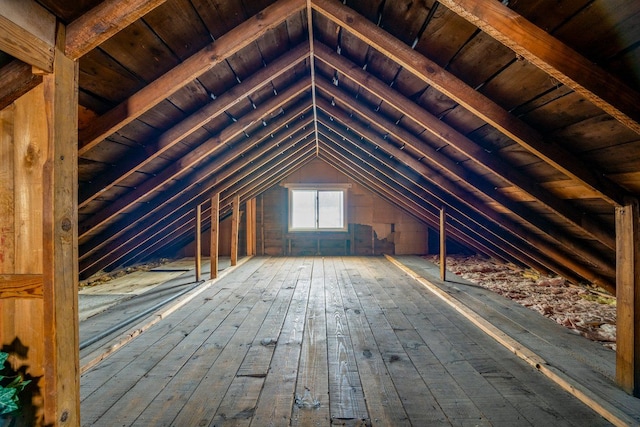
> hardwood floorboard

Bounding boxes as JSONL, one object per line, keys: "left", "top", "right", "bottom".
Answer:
{"left": 80, "top": 256, "right": 616, "bottom": 426}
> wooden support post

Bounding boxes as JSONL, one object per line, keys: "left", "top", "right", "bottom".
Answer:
{"left": 231, "top": 194, "right": 240, "bottom": 266}
{"left": 210, "top": 193, "right": 219, "bottom": 279}
{"left": 246, "top": 198, "right": 256, "bottom": 256}
{"left": 440, "top": 207, "right": 447, "bottom": 281}
{"left": 616, "top": 198, "right": 640, "bottom": 396}
{"left": 195, "top": 204, "right": 201, "bottom": 282}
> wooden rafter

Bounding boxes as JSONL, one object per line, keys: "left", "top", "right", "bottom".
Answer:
{"left": 78, "top": 0, "right": 306, "bottom": 152}
{"left": 79, "top": 43, "right": 310, "bottom": 207}
{"left": 79, "top": 78, "right": 311, "bottom": 239}
{"left": 315, "top": 44, "right": 615, "bottom": 250}
{"left": 317, "top": 139, "right": 512, "bottom": 264}
{"left": 79, "top": 111, "right": 314, "bottom": 264}
{"left": 438, "top": 0, "right": 640, "bottom": 135}
{"left": 316, "top": 97, "right": 615, "bottom": 280}
{"left": 318, "top": 116, "right": 615, "bottom": 290}
{"left": 80, "top": 125, "right": 315, "bottom": 276}
{"left": 310, "top": 0, "right": 630, "bottom": 207}
{"left": 65, "top": 0, "right": 169, "bottom": 60}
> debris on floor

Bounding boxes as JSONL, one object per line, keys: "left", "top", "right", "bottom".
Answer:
{"left": 79, "top": 258, "right": 171, "bottom": 288}
{"left": 428, "top": 255, "right": 617, "bottom": 350}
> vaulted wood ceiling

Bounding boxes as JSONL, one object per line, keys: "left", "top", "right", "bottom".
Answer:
{"left": 4, "top": 0, "right": 639, "bottom": 291}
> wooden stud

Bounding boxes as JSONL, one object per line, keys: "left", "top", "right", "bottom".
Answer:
{"left": 615, "top": 198, "right": 640, "bottom": 397}
{"left": 231, "top": 195, "right": 240, "bottom": 266}
{"left": 195, "top": 204, "right": 202, "bottom": 282}
{"left": 211, "top": 194, "right": 220, "bottom": 280}
{"left": 42, "top": 23, "right": 80, "bottom": 426}
{"left": 440, "top": 207, "right": 446, "bottom": 281}
{"left": 65, "top": 0, "right": 168, "bottom": 60}
{"left": 246, "top": 198, "right": 256, "bottom": 256}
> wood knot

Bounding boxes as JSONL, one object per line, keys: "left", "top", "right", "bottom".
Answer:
{"left": 23, "top": 145, "right": 39, "bottom": 168}
{"left": 61, "top": 218, "right": 72, "bottom": 232}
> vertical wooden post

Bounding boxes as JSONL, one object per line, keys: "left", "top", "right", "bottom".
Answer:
{"left": 440, "top": 207, "right": 447, "bottom": 281}
{"left": 616, "top": 198, "right": 640, "bottom": 396}
{"left": 246, "top": 198, "right": 256, "bottom": 256}
{"left": 42, "top": 23, "right": 80, "bottom": 426}
{"left": 231, "top": 194, "right": 240, "bottom": 266}
{"left": 210, "top": 193, "right": 219, "bottom": 279}
{"left": 195, "top": 204, "right": 202, "bottom": 281}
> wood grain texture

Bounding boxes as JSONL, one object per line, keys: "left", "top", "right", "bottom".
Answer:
{"left": 0, "top": 274, "right": 43, "bottom": 298}
{"left": 78, "top": 0, "right": 306, "bottom": 152}
{"left": 0, "top": 60, "right": 43, "bottom": 111}
{"left": 65, "top": 0, "right": 168, "bottom": 59}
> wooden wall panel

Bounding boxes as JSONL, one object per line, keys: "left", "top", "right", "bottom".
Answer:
{"left": 257, "top": 159, "right": 428, "bottom": 256}
{"left": 0, "top": 86, "right": 47, "bottom": 425}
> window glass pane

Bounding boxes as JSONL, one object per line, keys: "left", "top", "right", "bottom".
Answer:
{"left": 318, "top": 191, "right": 343, "bottom": 228}
{"left": 291, "top": 190, "right": 316, "bottom": 229}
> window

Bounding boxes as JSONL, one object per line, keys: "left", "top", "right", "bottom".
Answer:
{"left": 287, "top": 184, "right": 349, "bottom": 232}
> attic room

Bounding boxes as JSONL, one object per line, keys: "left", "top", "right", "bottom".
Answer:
{"left": 1, "top": 0, "right": 640, "bottom": 425}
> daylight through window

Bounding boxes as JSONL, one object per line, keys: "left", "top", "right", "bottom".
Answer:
{"left": 288, "top": 185, "right": 349, "bottom": 231}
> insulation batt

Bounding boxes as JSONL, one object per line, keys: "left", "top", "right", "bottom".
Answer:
{"left": 428, "top": 255, "right": 617, "bottom": 350}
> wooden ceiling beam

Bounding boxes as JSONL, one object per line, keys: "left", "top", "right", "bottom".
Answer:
{"left": 0, "top": 0, "right": 55, "bottom": 72}
{"left": 79, "top": 78, "right": 311, "bottom": 240}
{"left": 79, "top": 108, "right": 313, "bottom": 260}
{"left": 318, "top": 117, "right": 615, "bottom": 290}
{"left": 81, "top": 136, "right": 315, "bottom": 276}
{"left": 438, "top": 0, "right": 640, "bottom": 135}
{"left": 316, "top": 97, "right": 615, "bottom": 278}
{"left": 314, "top": 45, "right": 615, "bottom": 250}
{"left": 0, "top": 60, "right": 43, "bottom": 110}
{"left": 311, "top": 0, "right": 630, "bottom": 207}
{"left": 65, "top": 0, "right": 169, "bottom": 60}
{"left": 79, "top": 43, "right": 310, "bottom": 207}
{"left": 78, "top": 0, "right": 306, "bottom": 151}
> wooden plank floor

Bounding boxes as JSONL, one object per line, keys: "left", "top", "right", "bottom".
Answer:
{"left": 80, "top": 257, "right": 612, "bottom": 426}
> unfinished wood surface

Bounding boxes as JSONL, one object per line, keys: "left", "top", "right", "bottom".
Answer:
{"left": 0, "top": 60, "right": 43, "bottom": 111}
{"left": 194, "top": 204, "right": 201, "bottom": 281}
{"left": 80, "top": 256, "right": 618, "bottom": 426}
{"left": 0, "top": 0, "right": 55, "bottom": 72}
{"left": 440, "top": 207, "right": 447, "bottom": 281}
{"left": 0, "top": 274, "right": 43, "bottom": 298}
{"left": 615, "top": 198, "right": 640, "bottom": 397}
{"left": 437, "top": 0, "right": 640, "bottom": 135}
{"left": 77, "top": 0, "right": 306, "bottom": 151}
{"left": 65, "top": 0, "right": 168, "bottom": 60}
{"left": 210, "top": 193, "right": 220, "bottom": 279}
{"left": 42, "top": 26, "right": 80, "bottom": 426}
{"left": 230, "top": 194, "right": 240, "bottom": 266}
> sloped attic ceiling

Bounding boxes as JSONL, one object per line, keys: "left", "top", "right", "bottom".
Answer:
{"left": 10, "top": 0, "right": 640, "bottom": 290}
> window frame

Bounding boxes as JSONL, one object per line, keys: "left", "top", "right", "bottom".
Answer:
{"left": 286, "top": 183, "right": 350, "bottom": 232}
